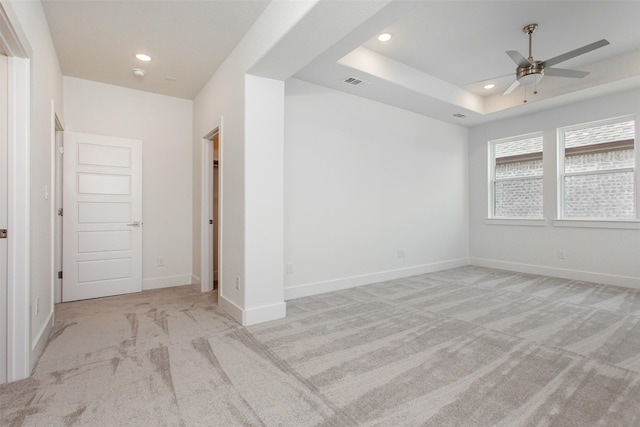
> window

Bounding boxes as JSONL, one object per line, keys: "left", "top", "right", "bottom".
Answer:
{"left": 489, "top": 133, "right": 543, "bottom": 218}
{"left": 559, "top": 117, "right": 636, "bottom": 219}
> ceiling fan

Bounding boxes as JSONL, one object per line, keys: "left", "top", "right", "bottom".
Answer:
{"left": 503, "top": 23, "right": 609, "bottom": 95}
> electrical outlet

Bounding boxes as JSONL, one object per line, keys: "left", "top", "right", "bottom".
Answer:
{"left": 35, "top": 296, "right": 39, "bottom": 315}
{"left": 397, "top": 249, "right": 406, "bottom": 258}
{"left": 286, "top": 263, "right": 294, "bottom": 274}
{"left": 235, "top": 276, "right": 240, "bottom": 290}
{"left": 557, "top": 250, "right": 565, "bottom": 260}
{"left": 157, "top": 256, "right": 165, "bottom": 266}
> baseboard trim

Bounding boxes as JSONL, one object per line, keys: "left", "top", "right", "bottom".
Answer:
{"left": 285, "top": 258, "right": 470, "bottom": 300}
{"left": 218, "top": 294, "right": 287, "bottom": 326}
{"left": 30, "top": 310, "right": 54, "bottom": 372}
{"left": 244, "top": 302, "right": 287, "bottom": 326}
{"left": 470, "top": 258, "right": 640, "bottom": 289}
{"left": 218, "top": 295, "right": 243, "bottom": 325}
{"left": 191, "top": 274, "right": 201, "bottom": 286}
{"left": 142, "top": 274, "right": 193, "bottom": 290}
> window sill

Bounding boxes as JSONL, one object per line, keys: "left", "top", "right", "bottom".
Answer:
{"left": 553, "top": 219, "right": 640, "bottom": 230}
{"left": 485, "top": 218, "right": 547, "bottom": 227}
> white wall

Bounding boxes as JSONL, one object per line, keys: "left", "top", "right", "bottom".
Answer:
{"left": 192, "top": 1, "right": 322, "bottom": 325}
{"left": 63, "top": 77, "right": 193, "bottom": 290}
{"left": 244, "top": 75, "right": 285, "bottom": 314}
{"left": 469, "top": 89, "right": 640, "bottom": 287}
{"left": 192, "top": 0, "right": 395, "bottom": 325}
{"left": 7, "top": 0, "right": 64, "bottom": 372}
{"left": 284, "top": 79, "right": 469, "bottom": 298}
{"left": 192, "top": 46, "right": 246, "bottom": 315}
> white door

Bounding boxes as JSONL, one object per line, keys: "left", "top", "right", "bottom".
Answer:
{"left": 0, "top": 53, "right": 8, "bottom": 383}
{"left": 63, "top": 132, "right": 142, "bottom": 302}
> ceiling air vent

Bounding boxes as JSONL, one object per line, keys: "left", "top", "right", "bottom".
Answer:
{"left": 452, "top": 113, "right": 468, "bottom": 119}
{"left": 343, "top": 76, "right": 369, "bottom": 87}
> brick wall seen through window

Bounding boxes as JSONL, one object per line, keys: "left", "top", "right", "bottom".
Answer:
{"left": 490, "top": 134, "right": 543, "bottom": 218}
{"left": 560, "top": 118, "right": 635, "bottom": 219}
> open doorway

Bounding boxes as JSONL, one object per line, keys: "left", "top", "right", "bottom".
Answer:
{"left": 201, "top": 120, "right": 222, "bottom": 294}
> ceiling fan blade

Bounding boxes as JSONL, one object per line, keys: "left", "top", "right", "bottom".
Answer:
{"left": 543, "top": 39, "right": 609, "bottom": 67}
{"left": 469, "top": 73, "right": 514, "bottom": 84}
{"left": 503, "top": 79, "right": 520, "bottom": 95}
{"left": 506, "top": 50, "right": 532, "bottom": 67}
{"left": 544, "top": 67, "right": 589, "bottom": 78}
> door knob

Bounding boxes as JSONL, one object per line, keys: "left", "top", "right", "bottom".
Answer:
{"left": 127, "top": 221, "right": 141, "bottom": 227}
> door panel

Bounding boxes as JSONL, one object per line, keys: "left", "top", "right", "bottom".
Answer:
{"left": 78, "top": 230, "right": 130, "bottom": 253}
{"left": 78, "top": 202, "right": 131, "bottom": 223}
{"left": 63, "top": 132, "right": 142, "bottom": 302}
{"left": 78, "top": 173, "right": 131, "bottom": 194}
{"left": 77, "top": 143, "right": 131, "bottom": 167}
{"left": 78, "top": 258, "right": 130, "bottom": 283}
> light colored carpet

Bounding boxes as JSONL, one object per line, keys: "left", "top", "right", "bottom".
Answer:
{"left": 2, "top": 266, "right": 640, "bottom": 426}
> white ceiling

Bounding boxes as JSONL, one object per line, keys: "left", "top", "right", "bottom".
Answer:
{"left": 42, "top": 0, "right": 640, "bottom": 126}
{"left": 41, "top": 0, "right": 270, "bottom": 99}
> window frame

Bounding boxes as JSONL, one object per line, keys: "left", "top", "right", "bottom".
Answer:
{"left": 557, "top": 115, "right": 637, "bottom": 222}
{"left": 488, "top": 131, "right": 544, "bottom": 221}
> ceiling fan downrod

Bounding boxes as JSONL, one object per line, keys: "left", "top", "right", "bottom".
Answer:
{"left": 524, "top": 23, "right": 538, "bottom": 62}
{"left": 516, "top": 23, "right": 544, "bottom": 88}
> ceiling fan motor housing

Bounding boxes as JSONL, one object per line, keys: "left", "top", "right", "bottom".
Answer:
{"left": 517, "top": 61, "right": 544, "bottom": 86}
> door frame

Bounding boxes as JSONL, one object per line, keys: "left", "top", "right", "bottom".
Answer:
{"left": 0, "top": 48, "right": 7, "bottom": 385}
{"left": 200, "top": 118, "right": 223, "bottom": 293}
{"left": 0, "top": 1, "right": 32, "bottom": 382}
{"left": 52, "top": 110, "right": 63, "bottom": 304}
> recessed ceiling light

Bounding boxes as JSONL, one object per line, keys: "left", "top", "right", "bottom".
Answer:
{"left": 484, "top": 83, "right": 496, "bottom": 90}
{"left": 135, "top": 53, "right": 151, "bottom": 62}
{"left": 377, "top": 33, "right": 392, "bottom": 42}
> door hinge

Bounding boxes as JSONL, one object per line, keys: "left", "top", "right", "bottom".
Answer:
{"left": 58, "top": 271, "right": 63, "bottom": 279}
{"left": 0, "top": 229, "right": 7, "bottom": 239}
{"left": 58, "top": 208, "right": 63, "bottom": 216}
{"left": 59, "top": 146, "right": 64, "bottom": 155}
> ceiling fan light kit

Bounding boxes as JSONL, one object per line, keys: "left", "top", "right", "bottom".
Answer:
{"left": 502, "top": 23, "right": 609, "bottom": 97}
{"left": 517, "top": 64, "right": 544, "bottom": 86}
